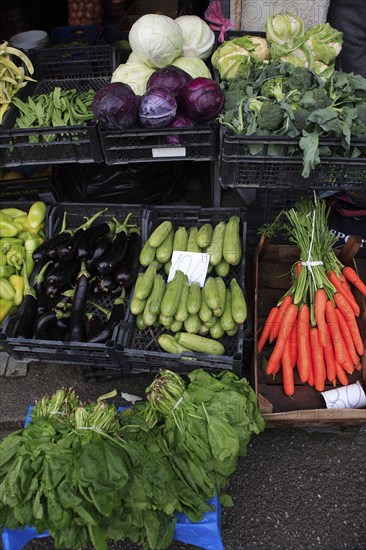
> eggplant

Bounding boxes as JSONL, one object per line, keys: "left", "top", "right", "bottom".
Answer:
{"left": 97, "top": 272, "right": 116, "bottom": 293}
{"left": 46, "top": 259, "right": 81, "bottom": 288}
{"left": 34, "top": 310, "right": 69, "bottom": 340}
{"left": 33, "top": 232, "right": 70, "bottom": 263}
{"left": 75, "top": 221, "right": 115, "bottom": 261}
{"left": 95, "top": 230, "right": 128, "bottom": 275}
{"left": 88, "top": 289, "right": 126, "bottom": 343}
{"left": 67, "top": 262, "right": 90, "bottom": 342}
{"left": 86, "top": 314, "right": 103, "bottom": 341}
{"left": 115, "top": 230, "right": 141, "bottom": 288}
{"left": 34, "top": 261, "right": 53, "bottom": 318}
{"left": 88, "top": 279, "right": 103, "bottom": 297}
{"left": 16, "top": 294, "right": 37, "bottom": 338}
{"left": 86, "top": 234, "right": 114, "bottom": 274}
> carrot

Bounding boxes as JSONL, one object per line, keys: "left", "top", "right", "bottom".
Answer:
{"left": 295, "top": 261, "right": 302, "bottom": 278}
{"left": 334, "top": 308, "right": 360, "bottom": 366}
{"left": 307, "top": 361, "right": 315, "bottom": 387}
{"left": 258, "top": 306, "right": 279, "bottom": 353}
{"left": 314, "top": 289, "right": 328, "bottom": 347}
{"left": 323, "top": 324, "right": 336, "bottom": 385}
{"left": 354, "top": 362, "right": 362, "bottom": 371}
{"left": 342, "top": 266, "right": 366, "bottom": 296}
{"left": 326, "top": 269, "right": 360, "bottom": 317}
{"left": 269, "top": 307, "right": 280, "bottom": 343}
{"left": 282, "top": 337, "right": 295, "bottom": 396}
{"left": 266, "top": 303, "right": 298, "bottom": 376}
{"left": 334, "top": 292, "right": 365, "bottom": 357}
{"left": 325, "top": 299, "right": 355, "bottom": 373}
{"left": 270, "top": 295, "right": 293, "bottom": 342}
{"left": 335, "top": 360, "right": 349, "bottom": 386}
{"left": 296, "top": 304, "right": 312, "bottom": 383}
{"left": 290, "top": 319, "right": 297, "bottom": 368}
{"left": 310, "top": 327, "right": 326, "bottom": 392}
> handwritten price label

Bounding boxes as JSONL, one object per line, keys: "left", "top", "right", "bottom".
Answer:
{"left": 168, "top": 251, "right": 210, "bottom": 287}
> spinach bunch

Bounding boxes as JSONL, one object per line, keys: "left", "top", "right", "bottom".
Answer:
{"left": 140, "top": 369, "right": 265, "bottom": 507}
{"left": 218, "top": 60, "right": 366, "bottom": 177}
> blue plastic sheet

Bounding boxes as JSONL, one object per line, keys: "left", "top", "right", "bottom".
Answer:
{"left": 2, "top": 406, "right": 224, "bottom": 550}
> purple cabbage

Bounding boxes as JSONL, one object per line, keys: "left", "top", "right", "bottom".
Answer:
{"left": 146, "top": 66, "right": 192, "bottom": 97}
{"left": 91, "top": 82, "right": 139, "bottom": 130}
{"left": 138, "top": 86, "right": 177, "bottom": 128}
{"left": 166, "top": 113, "right": 195, "bottom": 145}
{"left": 180, "top": 77, "right": 225, "bottom": 122}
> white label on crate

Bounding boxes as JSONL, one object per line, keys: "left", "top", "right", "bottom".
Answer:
{"left": 152, "top": 147, "right": 187, "bottom": 158}
{"left": 168, "top": 251, "right": 209, "bottom": 287}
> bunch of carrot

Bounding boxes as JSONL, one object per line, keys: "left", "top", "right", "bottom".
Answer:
{"left": 257, "top": 198, "right": 366, "bottom": 397}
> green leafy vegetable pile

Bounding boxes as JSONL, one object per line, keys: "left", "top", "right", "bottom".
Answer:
{"left": 218, "top": 60, "right": 366, "bottom": 177}
{"left": 0, "top": 369, "right": 265, "bottom": 550}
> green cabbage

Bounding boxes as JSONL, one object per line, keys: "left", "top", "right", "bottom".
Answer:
{"left": 128, "top": 14, "right": 183, "bottom": 68}
{"left": 175, "top": 15, "right": 215, "bottom": 60}
{"left": 279, "top": 44, "right": 313, "bottom": 68}
{"left": 211, "top": 36, "right": 270, "bottom": 80}
{"left": 111, "top": 61, "right": 155, "bottom": 96}
{"left": 265, "top": 12, "right": 305, "bottom": 45}
{"left": 305, "top": 23, "right": 343, "bottom": 65}
{"left": 171, "top": 56, "right": 212, "bottom": 79}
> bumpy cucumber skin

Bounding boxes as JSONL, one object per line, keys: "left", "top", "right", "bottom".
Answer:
{"left": 230, "top": 277, "right": 247, "bottom": 324}
{"left": 206, "top": 221, "right": 226, "bottom": 266}
{"left": 160, "top": 270, "right": 185, "bottom": 317}
{"left": 156, "top": 229, "right": 174, "bottom": 264}
{"left": 149, "top": 221, "right": 173, "bottom": 248}
{"left": 175, "top": 332, "right": 225, "bottom": 355}
{"left": 223, "top": 215, "right": 242, "bottom": 266}
{"left": 187, "top": 282, "right": 201, "bottom": 315}
{"left": 197, "top": 223, "right": 213, "bottom": 248}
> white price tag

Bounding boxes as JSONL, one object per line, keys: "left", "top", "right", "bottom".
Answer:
{"left": 168, "top": 251, "right": 209, "bottom": 287}
{"left": 152, "top": 147, "right": 187, "bottom": 158}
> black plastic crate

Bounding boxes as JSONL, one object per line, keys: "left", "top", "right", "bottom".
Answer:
{"left": 0, "top": 78, "right": 107, "bottom": 167}
{"left": 115, "top": 205, "right": 251, "bottom": 376}
{"left": 99, "top": 121, "right": 218, "bottom": 165}
{"left": 219, "top": 121, "right": 366, "bottom": 190}
{"left": 1, "top": 202, "right": 145, "bottom": 369}
{"left": 31, "top": 45, "right": 115, "bottom": 79}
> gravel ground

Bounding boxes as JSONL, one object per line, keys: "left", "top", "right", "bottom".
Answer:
{"left": 1, "top": 362, "right": 366, "bottom": 550}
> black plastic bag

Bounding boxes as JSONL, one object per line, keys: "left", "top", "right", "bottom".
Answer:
{"left": 57, "top": 161, "right": 188, "bottom": 204}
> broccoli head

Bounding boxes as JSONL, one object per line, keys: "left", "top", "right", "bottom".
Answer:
{"left": 224, "top": 77, "right": 249, "bottom": 111}
{"left": 299, "top": 87, "right": 333, "bottom": 110}
{"left": 351, "top": 103, "right": 366, "bottom": 136}
{"left": 257, "top": 102, "right": 284, "bottom": 131}
{"left": 292, "top": 107, "right": 315, "bottom": 133}
{"left": 260, "top": 77, "right": 286, "bottom": 101}
{"left": 286, "top": 67, "right": 315, "bottom": 92}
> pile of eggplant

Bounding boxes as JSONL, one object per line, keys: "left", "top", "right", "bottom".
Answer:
{"left": 15, "top": 208, "right": 141, "bottom": 344}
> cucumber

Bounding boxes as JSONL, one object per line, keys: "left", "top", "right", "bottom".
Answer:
{"left": 187, "top": 282, "right": 201, "bottom": 315}
{"left": 206, "top": 221, "right": 226, "bottom": 266}
{"left": 205, "top": 315, "right": 217, "bottom": 328}
{"left": 215, "top": 259, "right": 230, "bottom": 278}
{"left": 158, "top": 334, "right": 193, "bottom": 354}
{"left": 175, "top": 276, "right": 189, "bottom": 322}
{"left": 130, "top": 287, "right": 147, "bottom": 316}
{"left": 133, "top": 262, "right": 158, "bottom": 300}
{"left": 203, "top": 277, "right": 220, "bottom": 312}
{"left": 210, "top": 320, "right": 225, "bottom": 340}
{"left": 199, "top": 291, "right": 214, "bottom": 323}
{"left": 139, "top": 239, "right": 156, "bottom": 267}
{"left": 160, "top": 270, "right": 185, "bottom": 317}
{"left": 170, "top": 319, "right": 183, "bottom": 333}
{"left": 149, "top": 221, "right": 173, "bottom": 248}
{"left": 148, "top": 273, "right": 166, "bottom": 315}
{"left": 175, "top": 333, "right": 225, "bottom": 355}
{"left": 197, "top": 223, "right": 213, "bottom": 248}
{"left": 135, "top": 313, "right": 147, "bottom": 331}
{"left": 164, "top": 260, "right": 172, "bottom": 276}
{"left": 220, "top": 289, "right": 236, "bottom": 332}
{"left": 173, "top": 226, "right": 188, "bottom": 251}
{"left": 226, "top": 325, "right": 238, "bottom": 337}
{"left": 143, "top": 293, "right": 158, "bottom": 327}
{"left": 230, "top": 278, "right": 247, "bottom": 324}
{"left": 159, "top": 313, "right": 174, "bottom": 328}
{"left": 184, "top": 313, "right": 201, "bottom": 334}
{"left": 198, "top": 324, "right": 210, "bottom": 336}
{"left": 215, "top": 277, "right": 226, "bottom": 317}
{"left": 186, "top": 226, "right": 201, "bottom": 253}
{"left": 223, "top": 215, "right": 242, "bottom": 266}
{"left": 156, "top": 229, "right": 174, "bottom": 264}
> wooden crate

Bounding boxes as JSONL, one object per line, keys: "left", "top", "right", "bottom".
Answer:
{"left": 254, "top": 235, "right": 366, "bottom": 428}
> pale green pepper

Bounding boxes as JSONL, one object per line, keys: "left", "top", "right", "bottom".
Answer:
{"left": 0, "top": 298, "right": 13, "bottom": 324}
{"left": 9, "top": 274, "right": 24, "bottom": 306}
{"left": 27, "top": 201, "right": 47, "bottom": 229}
{"left": 0, "top": 278, "right": 15, "bottom": 301}
{"left": 0, "top": 265, "right": 15, "bottom": 278}
{"left": 0, "top": 212, "right": 18, "bottom": 237}
{"left": 0, "top": 207, "right": 27, "bottom": 218}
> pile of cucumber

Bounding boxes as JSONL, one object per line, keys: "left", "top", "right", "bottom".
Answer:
{"left": 129, "top": 216, "right": 248, "bottom": 356}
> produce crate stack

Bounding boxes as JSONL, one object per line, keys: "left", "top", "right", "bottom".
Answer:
{"left": 116, "top": 205, "right": 252, "bottom": 376}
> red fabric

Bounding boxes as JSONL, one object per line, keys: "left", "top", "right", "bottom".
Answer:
{"left": 204, "top": 0, "right": 233, "bottom": 43}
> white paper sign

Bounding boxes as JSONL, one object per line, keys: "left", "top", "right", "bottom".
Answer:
{"left": 168, "top": 250, "right": 210, "bottom": 287}
{"left": 321, "top": 381, "right": 366, "bottom": 410}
